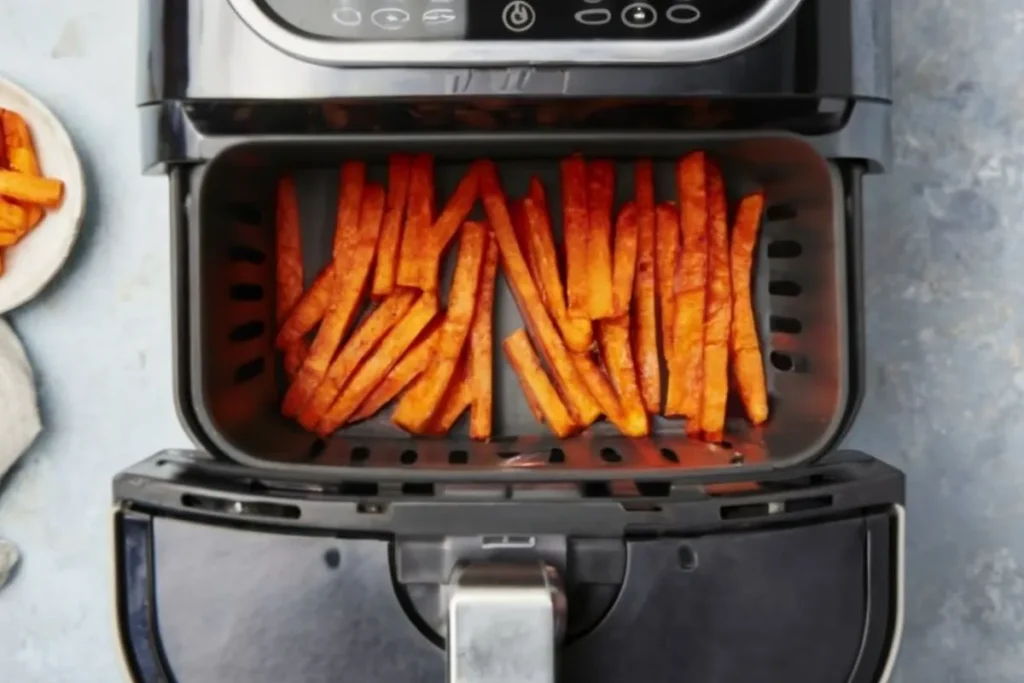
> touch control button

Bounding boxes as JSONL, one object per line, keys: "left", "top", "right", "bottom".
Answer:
{"left": 332, "top": 7, "right": 362, "bottom": 26}
{"left": 422, "top": 7, "right": 457, "bottom": 25}
{"left": 666, "top": 4, "right": 702, "bottom": 24}
{"left": 575, "top": 8, "right": 612, "bottom": 26}
{"left": 621, "top": 2, "right": 657, "bottom": 29}
{"left": 502, "top": 0, "right": 537, "bottom": 32}
{"left": 371, "top": 7, "right": 411, "bottom": 30}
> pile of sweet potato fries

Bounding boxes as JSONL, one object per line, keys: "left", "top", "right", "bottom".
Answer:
{"left": 0, "top": 110, "right": 66, "bottom": 275}
{"left": 274, "top": 153, "right": 769, "bottom": 443}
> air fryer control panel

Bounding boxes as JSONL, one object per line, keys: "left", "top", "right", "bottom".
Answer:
{"left": 262, "top": 0, "right": 761, "bottom": 41}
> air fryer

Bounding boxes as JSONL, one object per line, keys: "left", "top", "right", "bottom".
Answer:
{"left": 118, "top": 1, "right": 904, "bottom": 681}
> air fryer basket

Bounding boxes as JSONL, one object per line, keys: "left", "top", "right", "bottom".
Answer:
{"left": 178, "top": 132, "right": 855, "bottom": 479}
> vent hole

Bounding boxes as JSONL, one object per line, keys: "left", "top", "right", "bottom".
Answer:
{"left": 677, "top": 545, "right": 699, "bottom": 572}
{"left": 770, "top": 352, "right": 795, "bottom": 372}
{"left": 350, "top": 447, "right": 371, "bottom": 464}
{"left": 228, "top": 245, "right": 267, "bottom": 264}
{"left": 449, "top": 450, "right": 469, "bottom": 465}
{"left": 400, "top": 450, "right": 418, "bottom": 465}
{"left": 230, "top": 284, "right": 265, "bottom": 302}
{"left": 636, "top": 481, "right": 671, "bottom": 497}
{"left": 770, "top": 316, "right": 802, "bottom": 334}
{"left": 402, "top": 482, "right": 435, "bottom": 496}
{"left": 227, "top": 202, "right": 263, "bottom": 225}
{"left": 229, "top": 320, "right": 266, "bottom": 342}
{"left": 339, "top": 481, "right": 378, "bottom": 496}
{"left": 583, "top": 482, "right": 612, "bottom": 498}
{"left": 233, "top": 358, "right": 266, "bottom": 383}
{"left": 766, "top": 204, "right": 797, "bottom": 221}
{"left": 599, "top": 448, "right": 622, "bottom": 464}
{"left": 660, "top": 448, "right": 679, "bottom": 463}
{"left": 308, "top": 439, "right": 327, "bottom": 461}
{"left": 767, "top": 241, "right": 802, "bottom": 259}
{"left": 549, "top": 448, "right": 566, "bottom": 464}
{"left": 769, "top": 280, "right": 802, "bottom": 297}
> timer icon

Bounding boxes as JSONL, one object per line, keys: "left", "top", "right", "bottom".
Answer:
{"left": 502, "top": 0, "right": 536, "bottom": 33}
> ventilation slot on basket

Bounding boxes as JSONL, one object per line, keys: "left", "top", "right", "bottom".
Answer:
{"left": 234, "top": 358, "right": 266, "bottom": 383}
{"left": 719, "top": 495, "right": 833, "bottom": 520}
{"left": 448, "top": 450, "right": 469, "bottom": 465}
{"left": 767, "top": 241, "right": 802, "bottom": 259}
{"left": 226, "top": 202, "right": 264, "bottom": 226}
{"left": 339, "top": 481, "right": 379, "bottom": 496}
{"left": 768, "top": 280, "right": 802, "bottom": 297}
{"left": 230, "top": 284, "right": 265, "bottom": 302}
{"left": 402, "top": 482, "right": 435, "bottom": 496}
{"left": 770, "top": 351, "right": 808, "bottom": 373}
{"left": 181, "top": 494, "right": 300, "bottom": 519}
{"left": 636, "top": 481, "right": 672, "bottom": 497}
{"left": 583, "top": 482, "right": 612, "bottom": 498}
{"left": 400, "top": 449, "right": 418, "bottom": 465}
{"left": 229, "top": 321, "right": 266, "bottom": 342}
{"left": 769, "top": 316, "right": 803, "bottom": 335}
{"left": 765, "top": 204, "right": 798, "bottom": 222}
{"left": 659, "top": 448, "right": 680, "bottom": 464}
{"left": 600, "top": 448, "right": 623, "bottom": 464}
{"left": 549, "top": 448, "right": 566, "bottom": 464}
{"left": 227, "top": 245, "right": 267, "bottom": 264}
{"left": 308, "top": 439, "right": 327, "bottom": 461}
{"left": 350, "top": 447, "right": 371, "bottom": 465}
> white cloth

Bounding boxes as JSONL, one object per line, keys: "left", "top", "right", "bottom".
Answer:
{"left": 0, "top": 318, "right": 41, "bottom": 479}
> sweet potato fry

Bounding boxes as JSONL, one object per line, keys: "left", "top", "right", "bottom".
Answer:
{"left": 0, "top": 249, "right": 4, "bottom": 276}
{"left": 0, "top": 114, "right": 6, "bottom": 168}
{"left": 510, "top": 197, "right": 542, "bottom": 290}
{"left": 570, "top": 351, "right": 646, "bottom": 437}
{"left": 522, "top": 185, "right": 592, "bottom": 353}
{"left": 349, "top": 323, "right": 443, "bottom": 422}
{"left": 655, "top": 202, "right": 680, "bottom": 358}
{"left": 427, "top": 364, "right": 473, "bottom": 435}
{"left": 504, "top": 330, "right": 578, "bottom": 438}
{"left": 699, "top": 163, "right": 732, "bottom": 442}
{"left": 275, "top": 175, "right": 304, "bottom": 323}
{"left": 597, "top": 316, "right": 649, "bottom": 436}
{"left": 316, "top": 292, "right": 439, "bottom": 435}
{"left": 371, "top": 155, "right": 412, "bottom": 299}
{"left": 283, "top": 340, "right": 309, "bottom": 380}
{"left": 730, "top": 192, "right": 769, "bottom": 425}
{"left": 420, "top": 163, "right": 480, "bottom": 291}
{"left": 332, "top": 161, "right": 367, "bottom": 260}
{"left": 611, "top": 202, "right": 639, "bottom": 318}
{"left": 1, "top": 110, "right": 43, "bottom": 227}
{"left": 479, "top": 161, "right": 601, "bottom": 426}
{"left": 275, "top": 263, "right": 334, "bottom": 348}
{"left": 0, "top": 170, "right": 63, "bottom": 207}
{"left": 633, "top": 160, "right": 660, "bottom": 413}
{"left": 392, "top": 222, "right": 488, "bottom": 434}
{"left": 561, "top": 155, "right": 590, "bottom": 319}
{"left": 666, "top": 152, "right": 709, "bottom": 425}
{"left": 586, "top": 160, "right": 616, "bottom": 320}
{"left": 283, "top": 184, "right": 386, "bottom": 417}
{"left": 397, "top": 155, "right": 435, "bottom": 289}
{"left": 297, "top": 288, "right": 418, "bottom": 429}
{"left": 469, "top": 237, "right": 499, "bottom": 441}
{"left": 0, "top": 230, "right": 19, "bottom": 247}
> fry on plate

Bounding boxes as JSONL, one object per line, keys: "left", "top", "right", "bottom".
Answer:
{"left": 371, "top": 154, "right": 412, "bottom": 299}
{"left": 0, "top": 170, "right": 63, "bottom": 207}
{"left": 504, "top": 329, "right": 578, "bottom": 438}
{"left": 1, "top": 110, "right": 44, "bottom": 228}
{"left": 730, "top": 192, "right": 769, "bottom": 425}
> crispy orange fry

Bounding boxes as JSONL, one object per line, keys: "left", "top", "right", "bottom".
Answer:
{"left": 427, "top": 364, "right": 473, "bottom": 435}
{"left": 283, "top": 184, "right": 385, "bottom": 417}
{"left": 0, "top": 170, "right": 63, "bottom": 207}
{"left": 0, "top": 114, "right": 6, "bottom": 168}
{"left": 522, "top": 184, "right": 593, "bottom": 353}
{"left": 611, "top": 202, "right": 639, "bottom": 318}
{"left": 392, "top": 222, "right": 488, "bottom": 434}
{"left": 349, "top": 323, "right": 443, "bottom": 422}
{"left": 469, "top": 237, "right": 499, "bottom": 441}
{"left": 479, "top": 161, "right": 601, "bottom": 426}
{"left": 332, "top": 161, "right": 366, "bottom": 260}
{"left": 0, "top": 231, "right": 19, "bottom": 247}
{"left": 297, "top": 289, "right": 418, "bottom": 429}
{"left": 597, "top": 316, "right": 649, "bottom": 436}
{"left": 699, "top": 163, "right": 732, "bottom": 441}
{"left": 510, "top": 197, "right": 543, "bottom": 291}
{"left": 586, "top": 160, "right": 615, "bottom": 320}
{"left": 570, "top": 351, "right": 646, "bottom": 437}
{"left": 655, "top": 202, "right": 680, "bottom": 359}
{"left": 730, "top": 192, "right": 769, "bottom": 425}
{"left": 317, "top": 293, "right": 439, "bottom": 435}
{"left": 561, "top": 155, "right": 590, "bottom": 319}
{"left": 1, "top": 111, "right": 43, "bottom": 227}
{"left": 666, "top": 152, "right": 709, "bottom": 424}
{"left": 371, "top": 155, "right": 412, "bottom": 299}
{"left": 275, "top": 175, "right": 304, "bottom": 324}
{"left": 0, "top": 249, "right": 4, "bottom": 276}
{"left": 633, "top": 160, "right": 660, "bottom": 413}
{"left": 420, "top": 163, "right": 480, "bottom": 292}
{"left": 504, "top": 330, "right": 578, "bottom": 438}
{"left": 283, "top": 340, "right": 309, "bottom": 380}
{"left": 397, "top": 155, "right": 435, "bottom": 289}
{"left": 275, "top": 263, "right": 334, "bottom": 349}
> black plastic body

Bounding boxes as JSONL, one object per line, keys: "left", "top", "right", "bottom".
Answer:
{"left": 114, "top": 449, "right": 904, "bottom": 683}
{"left": 178, "top": 132, "right": 858, "bottom": 478}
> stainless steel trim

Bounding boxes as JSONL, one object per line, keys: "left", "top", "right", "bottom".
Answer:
{"left": 879, "top": 504, "right": 905, "bottom": 683}
{"left": 227, "top": 0, "right": 805, "bottom": 66}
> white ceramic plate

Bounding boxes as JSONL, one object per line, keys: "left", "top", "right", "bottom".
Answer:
{"left": 0, "top": 76, "right": 85, "bottom": 313}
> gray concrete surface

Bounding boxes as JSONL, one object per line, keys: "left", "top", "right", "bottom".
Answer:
{"left": 0, "top": 1, "right": 1021, "bottom": 681}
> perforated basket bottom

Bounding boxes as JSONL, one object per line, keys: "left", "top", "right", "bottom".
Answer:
{"left": 181, "top": 133, "right": 853, "bottom": 478}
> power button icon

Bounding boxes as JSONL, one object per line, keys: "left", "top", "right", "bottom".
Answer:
{"left": 502, "top": 0, "right": 536, "bottom": 33}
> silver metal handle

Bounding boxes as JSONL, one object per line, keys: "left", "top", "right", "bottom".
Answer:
{"left": 447, "top": 562, "right": 566, "bottom": 683}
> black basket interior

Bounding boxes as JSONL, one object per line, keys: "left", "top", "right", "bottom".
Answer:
{"left": 180, "top": 132, "right": 853, "bottom": 479}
